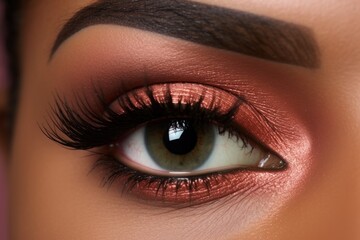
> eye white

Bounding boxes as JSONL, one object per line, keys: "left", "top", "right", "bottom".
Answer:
{"left": 116, "top": 125, "right": 284, "bottom": 176}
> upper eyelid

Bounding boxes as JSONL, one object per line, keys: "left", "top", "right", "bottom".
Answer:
{"left": 42, "top": 83, "right": 241, "bottom": 147}
{"left": 42, "top": 82, "right": 279, "bottom": 152}
{"left": 44, "top": 46, "right": 311, "bottom": 160}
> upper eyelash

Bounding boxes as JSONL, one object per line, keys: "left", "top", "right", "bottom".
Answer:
{"left": 41, "top": 84, "right": 245, "bottom": 150}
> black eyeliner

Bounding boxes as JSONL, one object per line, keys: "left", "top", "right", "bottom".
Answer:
{"left": 42, "top": 84, "right": 243, "bottom": 150}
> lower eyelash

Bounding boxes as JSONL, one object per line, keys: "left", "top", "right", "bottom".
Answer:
{"left": 93, "top": 154, "right": 217, "bottom": 195}
{"left": 91, "top": 153, "right": 254, "bottom": 206}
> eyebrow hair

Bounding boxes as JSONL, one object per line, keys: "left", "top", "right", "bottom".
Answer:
{"left": 51, "top": 0, "right": 320, "bottom": 68}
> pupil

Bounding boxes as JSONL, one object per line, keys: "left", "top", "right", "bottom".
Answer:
{"left": 163, "top": 120, "right": 197, "bottom": 155}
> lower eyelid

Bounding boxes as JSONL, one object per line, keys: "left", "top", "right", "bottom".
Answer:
{"left": 92, "top": 154, "right": 287, "bottom": 207}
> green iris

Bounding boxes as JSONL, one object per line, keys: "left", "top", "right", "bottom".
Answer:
{"left": 145, "top": 120, "right": 215, "bottom": 171}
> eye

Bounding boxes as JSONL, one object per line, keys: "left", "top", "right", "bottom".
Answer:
{"left": 115, "top": 119, "right": 285, "bottom": 177}
{"left": 44, "top": 83, "right": 288, "bottom": 205}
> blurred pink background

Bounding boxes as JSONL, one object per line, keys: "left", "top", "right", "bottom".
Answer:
{"left": 0, "top": 1, "right": 8, "bottom": 239}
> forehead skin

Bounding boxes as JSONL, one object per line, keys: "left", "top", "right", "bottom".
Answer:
{"left": 10, "top": 0, "right": 360, "bottom": 239}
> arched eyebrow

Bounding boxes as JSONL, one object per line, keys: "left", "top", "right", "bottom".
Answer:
{"left": 51, "top": 0, "right": 320, "bottom": 68}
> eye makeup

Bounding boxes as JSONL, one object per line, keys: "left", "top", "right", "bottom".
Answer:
{"left": 44, "top": 26, "right": 313, "bottom": 210}
{"left": 44, "top": 82, "right": 289, "bottom": 205}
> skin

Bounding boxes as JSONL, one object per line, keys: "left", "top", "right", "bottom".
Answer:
{"left": 4, "top": 0, "right": 360, "bottom": 239}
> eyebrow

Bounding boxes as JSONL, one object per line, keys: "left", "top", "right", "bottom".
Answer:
{"left": 51, "top": 0, "right": 320, "bottom": 68}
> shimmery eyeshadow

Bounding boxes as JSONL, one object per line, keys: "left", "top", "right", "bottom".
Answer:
{"left": 46, "top": 27, "right": 313, "bottom": 210}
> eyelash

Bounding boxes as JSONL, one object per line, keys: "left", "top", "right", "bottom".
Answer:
{"left": 92, "top": 152, "right": 235, "bottom": 201}
{"left": 44, "top": 84, "right": 245, "bottom": 150}
{"left": 43, "top": 83, "right": 282, "bottom": 205}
